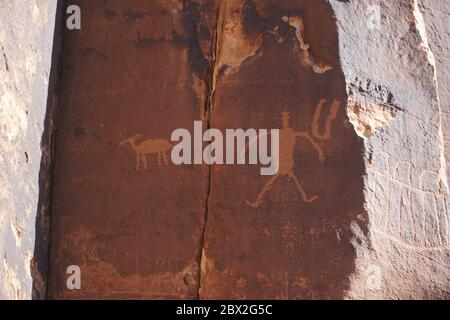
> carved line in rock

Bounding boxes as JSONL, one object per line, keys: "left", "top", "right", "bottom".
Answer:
{"left": 120, "top": 135, "right": 172, "bottom": 171}
{"left": 118, "top": 98, "right": 342, "bottom": 208}
{"left": 369, "top": 151, "right": 450, "bottom": 251}
{"left": 245, "top": 99, "right": 341, "bottom": 208}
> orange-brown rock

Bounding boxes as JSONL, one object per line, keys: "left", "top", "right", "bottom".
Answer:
{"left": 200, "top": 0, "right": 365, "bottom": 299}
{"left": 48, "top": 0, "right": 219, "bottom": 299}
{"left": 38, "top": 0, "right": 450, "bottom": 300}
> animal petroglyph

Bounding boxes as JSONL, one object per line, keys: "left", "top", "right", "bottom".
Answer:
{"left": 369, "top": 152, "right": 450, "bottom": 251}
{"left": 120, "top": 134, "right": 172, "bottom": 171}
{"left": 246, "top": 99, "right": 342, "bottom": 208}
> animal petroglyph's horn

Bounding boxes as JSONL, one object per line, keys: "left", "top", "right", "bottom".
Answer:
{"left": 120, "top": 134, "right": 142, "bottom": 145}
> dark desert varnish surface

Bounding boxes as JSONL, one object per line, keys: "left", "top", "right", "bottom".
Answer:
{"left": 48, "top": 0, "right": 365, "bottom": 299}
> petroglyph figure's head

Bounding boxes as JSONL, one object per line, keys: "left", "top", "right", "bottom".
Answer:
{"left": 281, "top": 111, "right": 290, "bottom": 128}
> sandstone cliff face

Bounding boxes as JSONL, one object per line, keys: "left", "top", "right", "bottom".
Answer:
{"left": 0, "top": 1, "right": 57, "bottom": 299}
{"left": 419, "top": 0, "right": 450, "bottom": 188}
{"left": 331, "top": 0, "right": 450, "bottom": 299}
{"left": 0, "top": 0, "right": 449, "bottom": 300}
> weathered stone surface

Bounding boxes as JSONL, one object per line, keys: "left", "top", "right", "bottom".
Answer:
{"left": 47, "top": 0, "right": 450, "bottom": 300}
{"left": 200, "top": 0, "right": 366, "bottom": 299}
{"left": 0, "top": 1, "right": 57, "bottom": 299}
{"left": 2, "top": 0, "right": 449, "bottom": 300}
{"left": 419, "top": 0, "right": 450, "bottom": 187}
{"left": 330, "top": 0, "right": 450, "bottom": 299}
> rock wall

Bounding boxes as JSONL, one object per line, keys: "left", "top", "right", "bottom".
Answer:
{"left": 419, "top": 0, "right": 450, "bottom": 187}
{"left": 330, "top": 0, "right": 450, "bottom": 298}
{"left": 46, "top": 0, "right": 450, "bottom": 300}
{"left": 0, "top": 0, "right": 449, "bottom": 300}
{"left": 0, "top": 1, "right": 57, "bottom": 299}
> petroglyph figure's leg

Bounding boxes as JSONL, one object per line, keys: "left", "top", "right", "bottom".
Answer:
{"left": 246, "top": 175, "right": 279, "bottom": 208}
{"left": 163, "top": 152, "right": 169, "bottom": 165}
{"left": 289, "top": 173, "right": 320, "bottom": 203}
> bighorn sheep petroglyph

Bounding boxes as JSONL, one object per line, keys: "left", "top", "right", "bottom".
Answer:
{"left": 120, "top": 134, "right": 172, "bottom": 171}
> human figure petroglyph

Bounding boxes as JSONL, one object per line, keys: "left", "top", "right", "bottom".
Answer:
{"left": 369, "top": 152, "right": 450, "bottom": 250}
{"left": 120, "top": 134, "right": 172, "bottom": 171}
{"left": 246, "top": 99, "right": 342, "bottom": 208}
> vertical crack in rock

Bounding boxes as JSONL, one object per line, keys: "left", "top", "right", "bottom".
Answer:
{"left": 196, "top": 0, "right": 223, "bottom": 300}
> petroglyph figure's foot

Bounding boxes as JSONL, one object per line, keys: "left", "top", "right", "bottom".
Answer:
{"left": 289, "top": 173, "right": 320, "bottom": 203}
{"left": 244, "top": 200, "right": 262, "bottom": 209}
{"left": 304, "top": 194, "right": 320, "bottom": 203}
{"left": 245, "top": 175, "right": 279, "bottom": 209}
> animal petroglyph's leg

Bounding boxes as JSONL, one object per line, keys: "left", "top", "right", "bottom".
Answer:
{"left": 163, "top": 152, "right": 169, "bottom": 165}
{"left": 297, "top": 132, "right": 326, "bottom": 163}
{"left": 136, "top": 155, "right": 140, "bottom": 171}
{"left": 246, "top": 175, "right": 279, "bottom": 208}
{"left": 157, "top": 153, "right": 162, "bottom": 166}
{"left": 311, "top": 99, "right": 341, "bottom": 141}
{"left": 142, "top": 155, "right": 148, "bottom": 170}
{"left": 289, "top": 173, "right": 319, "bottom": 203}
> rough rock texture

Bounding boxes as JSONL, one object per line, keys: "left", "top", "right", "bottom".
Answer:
{"left": 330, "top": 0, "right": 450, "bottom": 299}
{"left": 0, "top": 0, "right": 446, "bottom": 299}
{"left": 201, "top": 0, "right": 365, "bottom": 299}
{"left": 47, "top": 0, "right": 367, "bottom": 299}
{"left": 47, "top": 0, "right": 215, "bottom": 299}
{"left": 46, "top": 0, "right": 450, "bottom": 300}
{"left": 0, "top": 1, "right": 57, "bottom": 299}
{"left": 418, "top": 0, "right": 450, "bottom": 187}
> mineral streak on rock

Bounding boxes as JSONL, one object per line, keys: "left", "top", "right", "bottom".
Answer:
{"left": 214, "top": 0, "right": 263, "bottom": 76}
{"left": 281, "top": 15, "right": 333, "bottom": 73}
